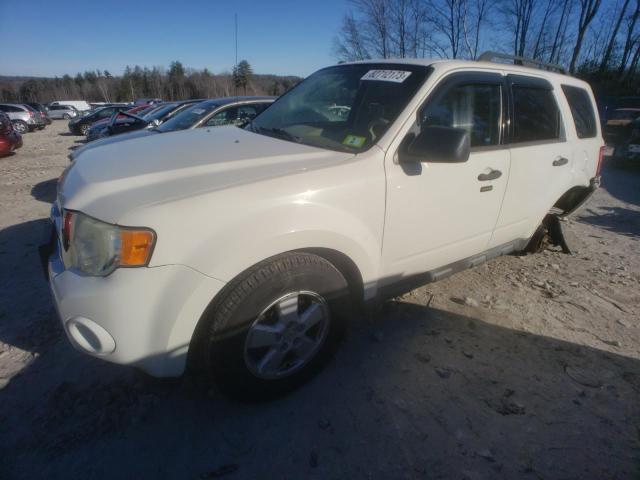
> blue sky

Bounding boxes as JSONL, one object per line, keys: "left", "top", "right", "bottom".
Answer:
{"left": 0, "top": 0, "right": 350, "bottom": 78}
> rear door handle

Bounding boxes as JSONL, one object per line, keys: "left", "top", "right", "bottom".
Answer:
{"left": 552, "top": 156, "right": 569, "bottom": 166}
{"left": 477, "top": 169, "right": 502, "bottom": 181}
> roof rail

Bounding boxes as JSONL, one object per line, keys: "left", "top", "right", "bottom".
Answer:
{"left": 478, "top": 51, "right": 567, "bottom": 74}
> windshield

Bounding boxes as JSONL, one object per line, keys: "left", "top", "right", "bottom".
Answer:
{"left": 156, "top": 101, "right": 217, "bottom": 132}
{"left": 252, "top": 63, "right": 430, "bottom": 152}
{"left": 144, "top": 104, "right": 177, "bottom": 121}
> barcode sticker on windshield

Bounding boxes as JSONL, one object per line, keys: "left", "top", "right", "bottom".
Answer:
{"left": 361, "top": 70, "right": 412, "bottom": 83}
{"left": 191, "top": 108, "right": 205, "bottom": 114}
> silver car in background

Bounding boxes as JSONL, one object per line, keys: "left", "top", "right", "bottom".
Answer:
{"left": 48, "top": 104, "right": 79, "bottom": 120}
{"left": 0, "top": 103, "right": 42, "bottom": 133}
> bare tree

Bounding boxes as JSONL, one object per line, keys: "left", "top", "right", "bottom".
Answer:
{"left": 505, "top": 0, "right": 536, "bottom": 57}
{"left": 569, "top": 0, "right": 602, "bottom": 73}
{"left": 531, "top": 0, "right": 556, "bottom": 59}
{"left": 599, "top": 0, "right": 632, "bottom": 71}
{"left": 334, "top": 13, "right": 371, "bottom": 60}
{"left": 462, "top": 0, "right": 491, "bottom": 59}
{"left": 429, "top": 0, "right": 467, "bottom": 58}
{"left": 549, "top": 0, "right": 572, "bottom": 64}
{"left": 618, "top": 0, "right": 640, "bottom": 72}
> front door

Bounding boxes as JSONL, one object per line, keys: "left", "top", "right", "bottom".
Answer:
{"left": 382, "top": 72, "right": 510, "bottom": 282}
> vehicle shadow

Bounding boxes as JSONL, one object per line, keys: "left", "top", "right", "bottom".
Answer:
{"left": 0, "top": 218, "right": 638, "bottom": 480}
{"left": 30, "top": 178, "right": 57, "bottom": 204}
{"left": 579, "top": 205, "right": 640, "bottom": 238}
{"left": 601, "top": 162, "right": 640, "bottom": 207}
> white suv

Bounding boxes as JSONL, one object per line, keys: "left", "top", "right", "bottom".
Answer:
{"left": 42, "top": 55, "right": 603, "bottom": 399}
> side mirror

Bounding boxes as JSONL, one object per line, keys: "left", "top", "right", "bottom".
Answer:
{"left": 400, "top": 126, "right": 470, "bottom": 163}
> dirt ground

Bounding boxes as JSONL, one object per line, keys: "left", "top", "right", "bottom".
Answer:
{"left": 0, "top": 121, "right": 639, "bottom": 480}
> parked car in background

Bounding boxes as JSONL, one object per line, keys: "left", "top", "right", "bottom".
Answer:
{"left": 70, "top": 97, "right": 274, "bottom": 159}
{"left": 85, "top": 104, "right": 154, "bottom": 141}
{"left": 67, "top": 104, "right": 131, "bottom": 135}
{"left": 50, "top": 100, "right": 92, "bottom": 112}
{"left": 88, "top": 100, "right": 203, "bottom": 140}
{"left": 134, "top": 98, "right": 162, "bottom": 105}
{"left": 610, "top": 116, "right": 640, "bottom": 166}
{"left": 23, "top": 102, "right": 52, "bottom": 125}
{"left": 0, "top": 103, "right": 43, "bottom": 133}
{"left": 602, "top": 108, "right": 640, "bottom": 155}
{"left": 0, "top": 112, "right": 22, "bottom": 156}
{"left": 48, "top": 104, "right": 79, "bottom": 120}
{"left": 45, "top": 57, "right": 603, "bottom": 399}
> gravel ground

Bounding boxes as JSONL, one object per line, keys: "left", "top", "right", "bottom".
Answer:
{"left": 0, "top": 121, "right": 639, "bottom": 479}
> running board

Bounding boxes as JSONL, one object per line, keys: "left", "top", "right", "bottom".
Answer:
{"left": 376, "top": 239, "right": 528, "bottom": 301}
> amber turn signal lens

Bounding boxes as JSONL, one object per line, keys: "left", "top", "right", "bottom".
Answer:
{"left": 119, "top": 230, "right": 155, "bottom": 266}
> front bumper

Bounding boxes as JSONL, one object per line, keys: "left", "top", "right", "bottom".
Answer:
{"left": 40, "top": 216, "right": 225, "bottom": 377}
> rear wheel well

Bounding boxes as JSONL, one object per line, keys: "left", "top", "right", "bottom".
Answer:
{"left": 553, "top": 185, "right": 592, "bottom": 215}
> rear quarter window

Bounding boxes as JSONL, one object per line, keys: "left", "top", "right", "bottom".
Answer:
{"left": 561, "top": 85, "right": 597, "bottom": 138}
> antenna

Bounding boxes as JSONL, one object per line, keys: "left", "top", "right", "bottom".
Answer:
{"left": 234, "top": 13, "right": 238, "bottom": 98}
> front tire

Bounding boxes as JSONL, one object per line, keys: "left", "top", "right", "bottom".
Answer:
{"left": 80, "top": 124, "right": 90, "bottom": 136}
{"left": 12, "top": 120, "right": 27, "bottom": 134}
{"left": 202, "top": 252, "right": 350, "bottom": 401}
{"left": 62, "top": 113, "right": 71, "bottom": 120}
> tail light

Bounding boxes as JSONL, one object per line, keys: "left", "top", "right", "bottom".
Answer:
{"left": 597, "top": 146, "right": 605, "bottom": 177}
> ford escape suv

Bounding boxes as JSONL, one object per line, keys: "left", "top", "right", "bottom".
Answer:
{"left": 42, "top": 55, "right": 603, "bottom": 399}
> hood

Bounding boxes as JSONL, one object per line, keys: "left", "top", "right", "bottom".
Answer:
{"left": 71, "top": 129, "right": 158, "bottom": 160}
{"left": 60, "top": 126, "right": 353, "bottom": 223}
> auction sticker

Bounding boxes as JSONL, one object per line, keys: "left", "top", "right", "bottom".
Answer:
{"left": 343, "top": 135, "right": 366, "bottom": 148}
{"left": 361, "top": 70, "right": 412, "bottom": 83}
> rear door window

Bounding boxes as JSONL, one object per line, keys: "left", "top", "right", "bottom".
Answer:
{"left": 561, "top": 85, "right": 597, "bottom": 138}
{"left": 511, "top": 86, "right": 561, "bottom": 143}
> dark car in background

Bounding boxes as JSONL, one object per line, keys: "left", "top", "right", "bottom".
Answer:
{"left": 70, "top": 97, "right": 275, "bottom": 160}
{"left": 85, "top": 104, "right": 155, "bottom": 141}
{"left": 67, "top": 104, "right": 131, "bottom": 135}
{"left": 0, "top": 112, "right": 23, "bottom": 156}
{"left": 602, "top": 108, "right": 640, "bottom": 157}
{"left": 89, "top": 99, "right": 204, "bottom": 140}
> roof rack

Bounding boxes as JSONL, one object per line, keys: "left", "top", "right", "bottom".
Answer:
{"left": 478, "top": 51, "right": 567, "bottom": 74}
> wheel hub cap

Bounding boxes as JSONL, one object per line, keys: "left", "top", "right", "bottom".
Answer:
{"left": 244, "top": 291, "right": 330, "bottom": 380}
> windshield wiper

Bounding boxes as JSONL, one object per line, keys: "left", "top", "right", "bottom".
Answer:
{"left": 255, "top": 125, "right": 301, "bottom": 144}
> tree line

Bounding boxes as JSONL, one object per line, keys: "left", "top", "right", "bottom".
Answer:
{"left": 0, "top": 60, "right": 301, "bottom": 104}
{"left": 334, "top": 0, "right": 640, "bottom": 96}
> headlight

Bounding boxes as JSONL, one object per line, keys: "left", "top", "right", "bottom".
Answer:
{"left": 62, "top": 211, "right": 155, "bottom": 276}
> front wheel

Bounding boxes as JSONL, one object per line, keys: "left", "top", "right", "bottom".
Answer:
{"left": 12, "top": 120, "right": 27, "bottom": 134}
{"left": 80, "top": 124, "right": 90, "bottom": 136}
{"left": 202, "top": 252, "right": 350, "bottom": 401}
{"left": 62, "top": 113, "right": 71, "bottom": 120}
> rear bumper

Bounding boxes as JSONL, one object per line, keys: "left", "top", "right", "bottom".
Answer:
{"left": 41, "top": 219, "right": 226, "bottom": 377}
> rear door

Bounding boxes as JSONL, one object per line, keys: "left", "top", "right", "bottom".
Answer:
{"left": 383, "top": 72, "right": 510, "bottom": 278}
{"left": 490, "top": 75, "right": 573, "bottom": 247}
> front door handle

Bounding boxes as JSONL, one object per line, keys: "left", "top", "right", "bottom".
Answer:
{"left": 552, "top": 156, "right": 569, "bottom": 166}
{"left": 477, "top": 169, "right": 502, "bottom": 181}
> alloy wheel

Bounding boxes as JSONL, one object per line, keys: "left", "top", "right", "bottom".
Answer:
{"left": 244, "top": 291, "right": 330, "bottom": 380}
